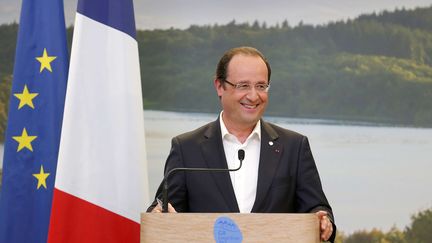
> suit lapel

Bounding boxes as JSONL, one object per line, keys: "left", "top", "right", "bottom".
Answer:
{"left": 252, "top": 120, "right": 283, "bottom": 212}
{"left": 200, "top": 119, "right": 239, "bottom": 212}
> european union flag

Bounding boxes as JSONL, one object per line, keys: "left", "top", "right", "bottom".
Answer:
{"left": 0, "top": 0, "right": 69, "bottom": 242}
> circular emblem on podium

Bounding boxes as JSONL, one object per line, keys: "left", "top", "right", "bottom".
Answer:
{"left": 213, "top": 216, "right": 243, "bottom": 243}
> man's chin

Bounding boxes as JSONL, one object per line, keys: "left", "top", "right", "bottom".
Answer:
{"left": 238, "top": 115, "right": 261, "bottom": 126}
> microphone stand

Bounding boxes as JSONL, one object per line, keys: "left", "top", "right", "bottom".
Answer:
{"left": 162, "top": 149, "right": 245, "bottom": 212}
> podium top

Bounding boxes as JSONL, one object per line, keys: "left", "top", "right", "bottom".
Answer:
{"left": 141, "top": 213, "right": 319, "bottom": 243}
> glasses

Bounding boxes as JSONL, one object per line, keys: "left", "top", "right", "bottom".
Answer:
{"left": 223, "top": 79, "right": 270, "bottom": 93}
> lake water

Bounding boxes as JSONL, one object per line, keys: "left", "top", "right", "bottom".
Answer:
{"left": 143, "top": 110, "right": 432, "bottom": 234}
{"left": 1, "top": 110, "right": 431, "bottom": 234}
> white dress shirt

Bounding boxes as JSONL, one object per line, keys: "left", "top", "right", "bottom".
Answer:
{"left": 220, "top": 113, "right": 261, "bottom": 213}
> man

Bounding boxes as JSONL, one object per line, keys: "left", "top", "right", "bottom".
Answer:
{"left": 148, "top": 46, "right": 336, "bottom": 242}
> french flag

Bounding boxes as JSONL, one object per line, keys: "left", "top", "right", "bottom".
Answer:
{"left": 48, "top": 0, "right": 149, "bottom": 242}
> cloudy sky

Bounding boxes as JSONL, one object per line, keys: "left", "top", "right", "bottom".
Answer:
{"left": 1, "top": 0, "right": 431, "bottom": 30}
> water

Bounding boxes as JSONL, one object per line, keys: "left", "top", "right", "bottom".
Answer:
{"left": 143, "top": 110, "right": 432, "bottom": 234}
{"left": 1, "top": 110, "right": 430, "bottom": 233}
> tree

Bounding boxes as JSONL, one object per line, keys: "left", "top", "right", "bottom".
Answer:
{"left": 0, "top": 75, "right": 12, "bottom": 142}
{"left": 344, "top": 229, "right": 385, "bottom": 243}
{"left": 281, "top": 19, "right": 290, "bottom": 29}
{"left": 405, "top": 208, "right": 432, "bottom": 243}
{"left": 252, "top": 20, "right": 260, "bottom": 30}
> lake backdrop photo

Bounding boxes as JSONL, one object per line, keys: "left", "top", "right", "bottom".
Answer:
{"left": 1, "top": 1, "right": 432, "bottom": 242}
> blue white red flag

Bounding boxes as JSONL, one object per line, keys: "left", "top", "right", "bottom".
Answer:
{"left": 48, "top": 0, "right": 149, "bottom": 242}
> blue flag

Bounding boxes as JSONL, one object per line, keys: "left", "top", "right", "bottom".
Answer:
{"left": 0, "top": 0, "right": 68, "bottom": 242}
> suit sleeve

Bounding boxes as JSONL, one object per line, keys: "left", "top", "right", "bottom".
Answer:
{"left": 146, "top": 137, "right": 189, "bottom": 212}
{"left": 295, "top": 136, "right": 337, "bottom": 242}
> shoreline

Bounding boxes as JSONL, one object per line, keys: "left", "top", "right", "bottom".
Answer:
{"left": 143, "top": 109, "right": 432, "bottom": 129}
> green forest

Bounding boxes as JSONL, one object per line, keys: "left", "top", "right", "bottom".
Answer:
{"left": 136, "top": 6, "right": 432, "bottom": 128}
{"left": 1, "top": 6, "right": 432, "bottom": 141}
{"left": 336, "top": 207, "right": 432, "bottom": 243}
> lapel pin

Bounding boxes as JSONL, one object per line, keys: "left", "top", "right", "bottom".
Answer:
{"left": 268, "top": 141, "right": 273, "bottom": 146}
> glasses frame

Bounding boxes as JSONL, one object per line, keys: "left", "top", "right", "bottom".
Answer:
{"left": 223, "top": 79, "right": 270, "bottom": 93}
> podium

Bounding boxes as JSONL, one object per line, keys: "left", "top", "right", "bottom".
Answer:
{"left": 141, "top": 213, "right": 319, "bottom": 242}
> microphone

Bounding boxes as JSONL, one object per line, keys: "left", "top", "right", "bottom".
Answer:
{"left": 162, "top": 149, "right": 245, "bottom": 212}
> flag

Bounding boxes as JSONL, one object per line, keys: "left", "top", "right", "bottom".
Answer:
{"left": 0, "top": 0, "right": 69, "bottom": 242}
{"left": 47, "top": 0, "right": 149, "bottom": 242}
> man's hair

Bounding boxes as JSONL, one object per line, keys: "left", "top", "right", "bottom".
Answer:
{"left": 215, "top": 46, "right": 271, "bottom": 84}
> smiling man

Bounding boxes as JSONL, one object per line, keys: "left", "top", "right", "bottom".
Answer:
{"left": 148, "top": 46, "right": 336, "bottom": 242}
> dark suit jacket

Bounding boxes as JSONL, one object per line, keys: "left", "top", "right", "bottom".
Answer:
{"left": 148, "top": 118, "right": 336, "bottom": 242}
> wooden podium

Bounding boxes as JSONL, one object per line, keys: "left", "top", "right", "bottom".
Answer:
{"left": 141, "top": 213, "right": 319, "bottom": 242}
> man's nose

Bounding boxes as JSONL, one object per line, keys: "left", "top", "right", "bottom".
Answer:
{"left": 246, "top": 87, "right": 260, "bottom": 101}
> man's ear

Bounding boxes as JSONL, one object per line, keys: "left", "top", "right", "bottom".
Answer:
{"left": 214, "top": 79, "right": 224, "bottom": 97}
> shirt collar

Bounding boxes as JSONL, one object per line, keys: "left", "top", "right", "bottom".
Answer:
{"left": 219, "top": 111, "right": 261, "bottom": 142}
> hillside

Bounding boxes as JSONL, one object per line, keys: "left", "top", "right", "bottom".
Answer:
{"left": 1, "top": 6, "right": 432, "bottom": 142}
{"left": 137, "top": 7, "right": 432, "bottom": 126}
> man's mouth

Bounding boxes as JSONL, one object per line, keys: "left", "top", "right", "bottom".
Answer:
{"left": 241, "top": 103, "right": 259, "bottom": 109}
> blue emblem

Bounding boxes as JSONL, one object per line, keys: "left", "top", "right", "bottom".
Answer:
{"left": 213, "top": 216, "right": 243, "bottom": 243}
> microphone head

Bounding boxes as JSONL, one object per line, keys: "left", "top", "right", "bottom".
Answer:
{"left": 238, "top": 149, "right": 245, "bottom": 161}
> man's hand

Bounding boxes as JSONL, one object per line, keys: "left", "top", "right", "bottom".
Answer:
{"left": 316, "top": 210, "right": 333, "bottom": 241}
{"left": 151, "top": 202, "right": 177, "bottom": 213}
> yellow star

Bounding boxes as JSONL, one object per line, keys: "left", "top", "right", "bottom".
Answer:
{"left": 13, "top": 85, "right": 39, "bottom": 109}
{"left": 33, "top": 165, "right": 50, "bottom": 189}
{"left": 12, "top": 128, "right": 37, "bottom": 152}
{"left": 35, "top": 48, "right": 57, "bottom": 73}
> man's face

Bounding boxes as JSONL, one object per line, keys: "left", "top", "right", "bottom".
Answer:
{"left": 215, "top": 54, "right": 269, "bottom": 129}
